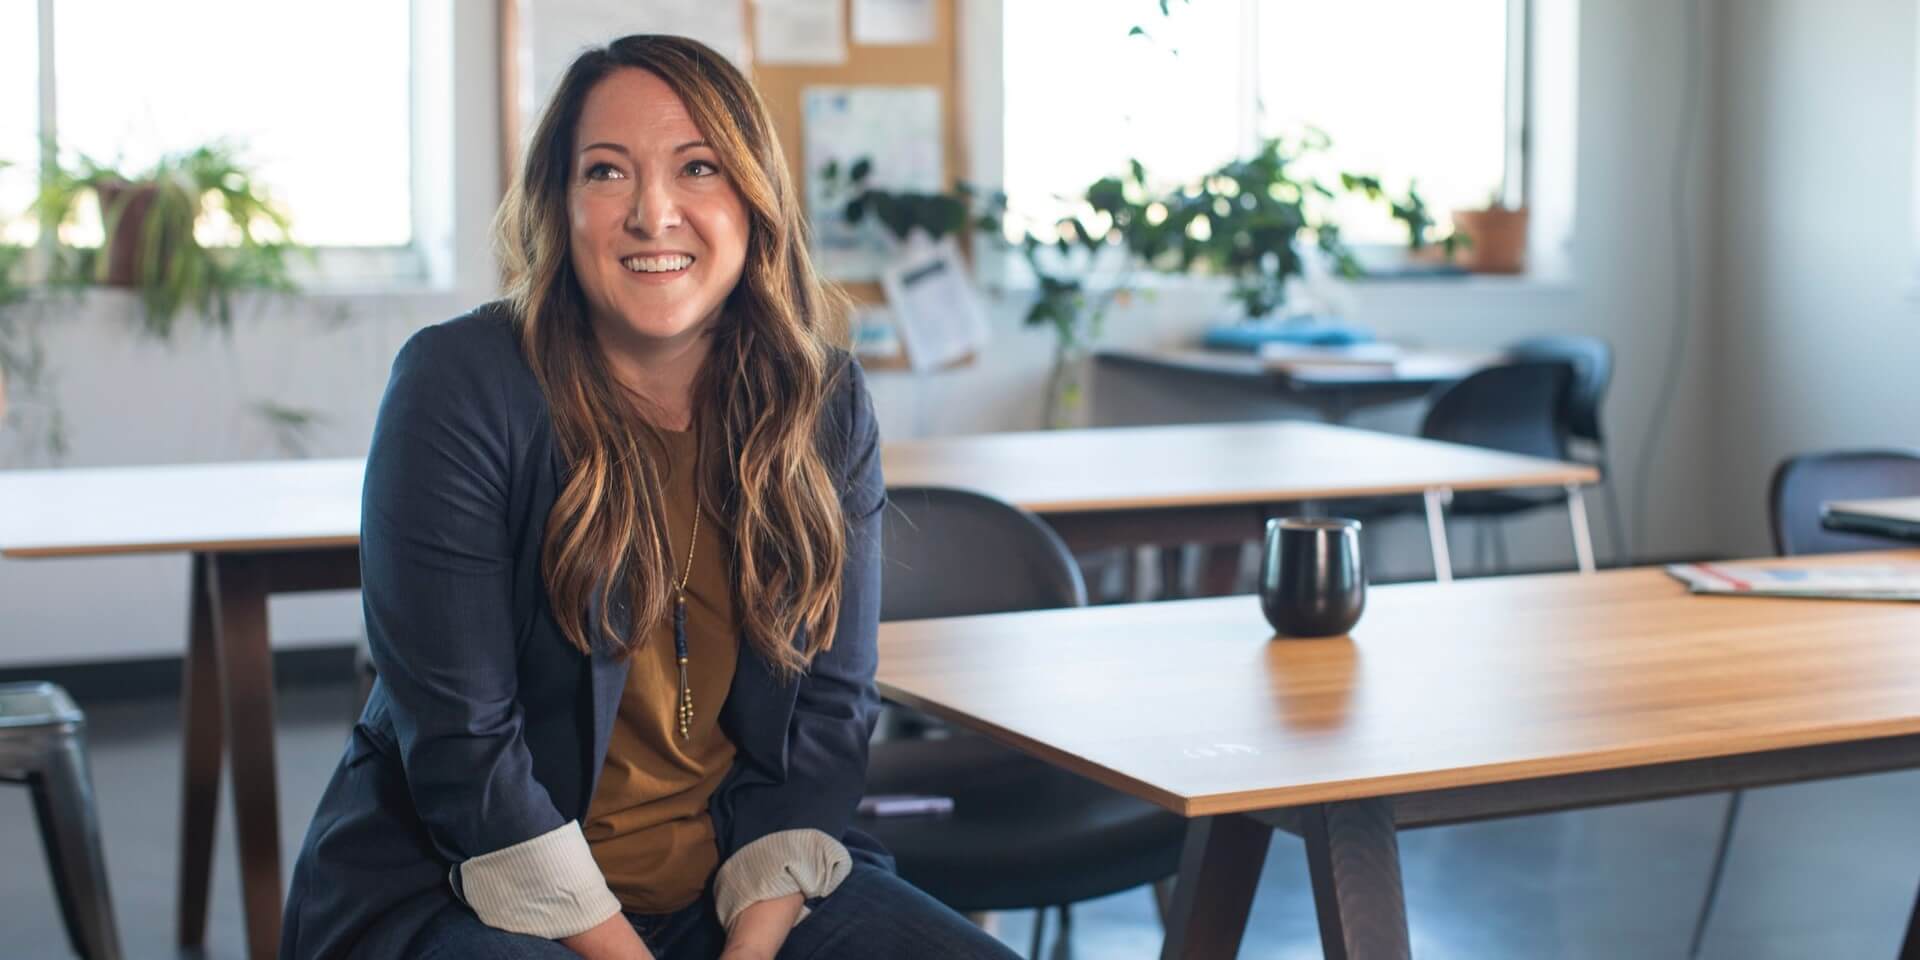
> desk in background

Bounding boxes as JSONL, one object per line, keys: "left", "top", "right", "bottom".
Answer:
{"left": 1092, "top": 347, "right": 1494, "bottom": 425}
{"left": 876, "top": 552, "right": 1920, "bottom": 959}
{"left": 1825, "top": 497, "right": 1920, "bottom": 544}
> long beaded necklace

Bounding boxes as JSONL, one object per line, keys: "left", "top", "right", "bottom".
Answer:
{"left": 670, "top": 488, "right": 700, "bottom": 740}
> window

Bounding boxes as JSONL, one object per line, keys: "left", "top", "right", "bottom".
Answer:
{"left": 1003, "top": 0, "right": 1523, "bottom": 248}
{"left": 0, "top": 3, "right": 37, "bottom": 245}
{"left": 20, "top": 0, "right": 413, "bottom": 250}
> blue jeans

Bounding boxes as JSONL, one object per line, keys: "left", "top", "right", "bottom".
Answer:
{"left": 410, "top": 860, "right": 1018, "bottom": 959}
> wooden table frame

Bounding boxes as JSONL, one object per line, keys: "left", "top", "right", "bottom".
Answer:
{"left": 1161, "top": 734, "right": 1920, "bottom": 959}
{"left": 874, "top": 557, "right": 1920, "bottom": 960}
{"left": 177, "top": 547, "right": 359, "bottom": 957}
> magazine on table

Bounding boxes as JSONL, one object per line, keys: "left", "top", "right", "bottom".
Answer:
{"left": 1665, "top": 561, "right": 1920, "bottom": 601}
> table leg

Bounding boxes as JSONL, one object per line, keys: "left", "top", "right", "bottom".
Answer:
{"left": 1159, "top": 814, "right": 1272, "bottom": 960}
{"left": 1301, "top": 798, "right": 1411, "bottom": 960}
{"left": 209, "top": 553, "right": 284, "bottom": 960}
{"left": 177, "top": 552, "right": 223, "bottom": 948}
{"left": 1422, "top": 489, "right": 1454, "bottom": 583}
{"left": 1566, "top": 483, "right": 1597, "bottom": 574}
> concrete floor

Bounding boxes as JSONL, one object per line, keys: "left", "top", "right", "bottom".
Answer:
{"left": 3, "top": 683, "right": 1915, "bottom": 959}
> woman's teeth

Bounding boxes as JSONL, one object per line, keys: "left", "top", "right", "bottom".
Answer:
{"left": 621, "top": 254, "right": 693, "bottom": 273}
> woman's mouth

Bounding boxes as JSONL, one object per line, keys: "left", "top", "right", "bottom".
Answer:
{"left": 620, "top": 253, "right": 695, "bottom": 275}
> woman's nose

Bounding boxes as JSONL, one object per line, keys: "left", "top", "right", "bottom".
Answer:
{"left": 627, "top": 178, "right": 682, "bottom": 236}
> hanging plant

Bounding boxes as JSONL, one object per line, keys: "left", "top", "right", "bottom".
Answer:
{"left": 34, "top": 143, "right": 304, "bottom": 339}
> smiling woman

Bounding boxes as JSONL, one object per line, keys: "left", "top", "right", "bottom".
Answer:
{"left": 279, "top": 34, "right": 1017, "bottom": 960}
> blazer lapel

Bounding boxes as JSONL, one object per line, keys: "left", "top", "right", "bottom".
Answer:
{"left": 582, "top": 589, "right": 632, "bottom": 815}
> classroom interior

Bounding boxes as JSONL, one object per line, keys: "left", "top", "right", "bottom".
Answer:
{"left": 3, "top": 1, "right": 1920, "bottom": 958}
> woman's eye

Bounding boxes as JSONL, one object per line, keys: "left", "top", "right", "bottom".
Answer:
{"left": 584, "top": 162, "right": 625, "bottom": 181}
{"left": 684, "top": 160, "right": 719, "bottom": 177}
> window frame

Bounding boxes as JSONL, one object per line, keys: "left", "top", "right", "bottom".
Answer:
{"left": 23, "top": 0, "right": 435, "bottom": 290}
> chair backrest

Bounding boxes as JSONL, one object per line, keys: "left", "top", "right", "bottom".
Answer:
{"left": 1419, "top": 360, "right": 1574, "bottom": 462}
{"left": 881, "top": 486, "right": 1087, "bottom": 621}
{"left": 1767, "top": 449, "right": 1920, "bottom": 556}
{"left": 1508, "top": 334, "right": 1613, "bottom": 445}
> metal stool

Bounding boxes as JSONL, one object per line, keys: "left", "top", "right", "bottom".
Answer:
{"left": 0, "top": 682, "right": 122, "bottom": 960}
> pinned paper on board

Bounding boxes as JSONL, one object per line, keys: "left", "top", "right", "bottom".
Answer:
{"left": 880, "top": 237, "right": 988, "bottom": 373}
{"left": 803, "top": 85, "right": 943, "bottom": 281}
{"left": 852, "top": 0, "right": 936, "bottom": 45}
{"left": 753, "top": 0, "right": 847, "bottom": 66}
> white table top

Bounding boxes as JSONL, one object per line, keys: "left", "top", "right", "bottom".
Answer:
{"left": 1, "top": 421, "right": 1598, "bottom": 558}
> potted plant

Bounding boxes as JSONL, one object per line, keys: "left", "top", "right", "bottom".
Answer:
{"left": 33, "top": 143, "right": 303, "bottom": 338}
{"left": 1158, "top": 133, "right": 1363, "bottom": 319}
{"left": 1448, "top": 201, "right": 1527, "bottom": 274}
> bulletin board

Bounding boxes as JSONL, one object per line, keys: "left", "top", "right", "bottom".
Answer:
{"left": 743, "top": 0, "right": 967, "bottom": 307}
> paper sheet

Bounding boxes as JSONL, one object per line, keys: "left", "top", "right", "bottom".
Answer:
{"left": 880, "top": 237, "right": 989, "bottom": 373}
{"left": 754, "top": 0, "right": 846, "bottom": 66}
{"left": 852, "top": 0, "right": 936, "bottom": 45}
{"left": 804, "top": 85, "right": 943, "bottom": 280}
{"left": 516, "top": 0, "right": 748, "bottom": 148}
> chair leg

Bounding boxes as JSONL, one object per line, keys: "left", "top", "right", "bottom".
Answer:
{"left": 1027, "top": 906, "right": 1046, "bottom": 959}
{"left": 29, "top": 734, "right": 122, "bottom": 960}
{"left": 1898, "top": 875, "right": 1920, "bottom": 959}
{"left": 1050, "top": 904, "right": 1073, "bottom": 960}
{"left": 1689, "top": 789, "right": 1744, "bottom": 960}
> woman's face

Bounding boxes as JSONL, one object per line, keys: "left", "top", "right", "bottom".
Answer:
{"left": 569, "top": 68, "right": 750, "bottom": 352}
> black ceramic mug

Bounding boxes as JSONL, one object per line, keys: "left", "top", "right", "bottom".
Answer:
{"left": 1259, "top": 517, "right": 1365, "bottom": 638}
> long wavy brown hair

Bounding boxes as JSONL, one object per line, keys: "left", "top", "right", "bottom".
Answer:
{"left": 495, "top": 35, "right": 849, "bottom": 678}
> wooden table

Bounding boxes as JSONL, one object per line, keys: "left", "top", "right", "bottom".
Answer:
{"left": 0, "top": 460, "right": 362, "bottom": 959}
{"left": 0, "top": 424, "right": 1591, "bottom": 957}
{"left": 1824, "top": 497, "right": 1920, "bottom": 544}
{"left": 1094, "top": 347, "right": 1493, "bottom": 423}
{"left": 885, "top": 420, "right": 1601, "bottom": 581}
{"left": 875, "top": 551, "right": 1920, "bottom": 959}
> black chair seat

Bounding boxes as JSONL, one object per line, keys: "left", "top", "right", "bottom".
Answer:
{"left": 862, "top": 733, "right": 1187, "bottom": 912}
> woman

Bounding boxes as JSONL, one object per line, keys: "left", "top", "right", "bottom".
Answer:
{"left": 281, "top": 35, "right": 1017, "bottom": 960}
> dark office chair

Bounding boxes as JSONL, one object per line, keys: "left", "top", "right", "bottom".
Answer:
{"left": 1508, "top": 335, "right": 1627, "bottom": 563}
{"left": 1688, "top": 448, "right": 1920, "bottom": 959}
{"left": 1335, "top": 360, "right": 1576, "bottom": 577}
{"left": 864, "top": 487, "right": 1188, "bottom": 958}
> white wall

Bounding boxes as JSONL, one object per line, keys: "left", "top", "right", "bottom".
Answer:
{"left": 1, "top": 0, "right": 1732, "bottom": 666}
{"left": 1711, "top": 0, "right": 1920, "bottom": 556}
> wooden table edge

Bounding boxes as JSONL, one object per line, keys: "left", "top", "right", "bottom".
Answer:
{"left": 2, "top": 535, "right": 362, "bottom": 560}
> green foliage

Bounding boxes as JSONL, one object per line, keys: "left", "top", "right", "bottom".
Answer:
{"left": 1341, "top": 174, "right": 1469, "bottom": 257}
{"left": 34, "top": 143, "right": 303, "bottom": 338}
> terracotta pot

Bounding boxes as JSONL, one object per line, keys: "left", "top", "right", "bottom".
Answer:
{"left": 92, "top": 180, "right": 160, "bottom": 287}
{"left": 1450, "top": 207, "right": 1529, "bottom": 274}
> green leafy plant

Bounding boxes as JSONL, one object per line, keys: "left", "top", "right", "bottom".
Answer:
{"left": 34, "top": 143, "right": 303, "bottom": 338}
{"left": 1341, "top": 174, "right": 1469, "bottom": 258}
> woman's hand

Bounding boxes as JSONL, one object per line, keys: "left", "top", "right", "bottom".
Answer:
{"left": 721, "top": 892, "right": 805, "bottom": 960}
{"left": 560, "top": 911, "right": 655, "bottom": 960}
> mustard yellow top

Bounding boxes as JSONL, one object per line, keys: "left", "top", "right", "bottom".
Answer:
{"left": 583, "top": 425, "right": 739, "bottom": 913}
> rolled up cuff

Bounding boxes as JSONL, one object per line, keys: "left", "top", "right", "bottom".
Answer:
{"left": 713, "top": 828, "right": 853, "bottom": 931}
{"left": 453, "top": 820, "right": 621, "bottom": 939}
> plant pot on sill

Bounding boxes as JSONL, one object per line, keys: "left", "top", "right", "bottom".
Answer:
{"left": 1449, "top": 207, "right": 1528, "bottom": 274}
{"left": 92, "top": 179, "right": 162, "bottom": 287}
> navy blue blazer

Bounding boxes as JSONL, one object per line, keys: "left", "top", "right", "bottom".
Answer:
{"left": 281, "top": 304, "right": 888, "bottom": 959}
